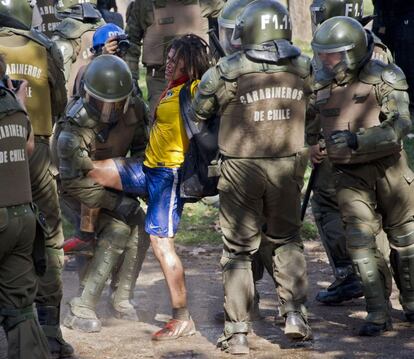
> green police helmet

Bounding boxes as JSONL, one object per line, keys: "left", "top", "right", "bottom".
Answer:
{"left": 310, "top": 0, "right": 363, "bottom": 28}
{"left": 218, "top": 0, "right": 256, "bottom": 54}
{"left": 0, "top": 0, "right": 38, "bottom": 29}
{"left": 233, "top": 0, "right": 292, "bottom": 48}
{"left": 83, "top": 55, "right": 133, "bottom": 123}
{"left": 312, "top": 16, "right": 370, "bottom": 80}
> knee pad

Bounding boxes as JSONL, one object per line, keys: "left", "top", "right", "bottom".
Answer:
{"left": 388, "top": 222, "right": 414, "bottom": 248}
{"left": 345, "top": 223, "right": 376, "bottom": 250}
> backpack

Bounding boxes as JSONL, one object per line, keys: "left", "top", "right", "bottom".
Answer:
{"left": 179, "top": 82, "right": 220, "bottom": 200}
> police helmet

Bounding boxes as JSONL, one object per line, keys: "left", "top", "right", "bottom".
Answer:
{"left": 233, "top": 0, "right": 292, "bottom": 48}
{"left": 312, "top": 16, "right": 370, "bottom": 80}
{"left": 91, "top": 23, "right": 125, "bottom": 55}
{"left": 83, "top": 55, "right": 133, "bottom": 123}
{"left": 55, "top": 0, "right": 101, "bottom": 21}
{"left": 310, "top": 0, "right": 363, "bottom": 30}
{"left": 0, "top": 0, "right": 41, "bottom": 30}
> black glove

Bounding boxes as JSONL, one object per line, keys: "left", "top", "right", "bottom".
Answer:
{"left": 330, "top": 130, "right": 358, "bottom": 150}
{"left": 113, "top": 195, "right": 142, "bottom": 225}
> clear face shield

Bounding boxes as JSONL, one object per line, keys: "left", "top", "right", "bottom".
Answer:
{"left": 313, "top": 47, "right": 355, "bottom": 81}
{"left": 218, "top": 17, "right": 241, "bottom": 55}
{"left": 85, "top": 92, "right": 130, "bottom": 124}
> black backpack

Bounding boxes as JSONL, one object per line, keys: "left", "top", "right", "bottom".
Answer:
{"left": 179, "top": 82, "right": 220, "bottom": 200}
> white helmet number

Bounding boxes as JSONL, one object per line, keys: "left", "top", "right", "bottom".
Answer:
{"left": 261, "top": 14, "right": 290, "bottom": 30}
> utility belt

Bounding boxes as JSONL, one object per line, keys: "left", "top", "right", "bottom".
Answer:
{"left": 2, "top": 204, "right": 31, "bottom": 218}
{"left": 145, "top": 65, "right": 165, "bottom": 78}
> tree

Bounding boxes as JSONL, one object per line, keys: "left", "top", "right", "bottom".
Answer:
{"left": 287, "top": 0, "right": 313, "bottom": 43}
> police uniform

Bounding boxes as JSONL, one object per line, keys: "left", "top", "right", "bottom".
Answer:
{"left": 308, "top": 31, "right": 414, "bottom": 331}
{"left": 53, "top": 16, "right": 105, "bottom": 96}
{"left": 55, "top": 95, "right": 148, "bottom": 332}
{"left": 0, "top": 86, "right": 50, "bottom": 359}
{"left": 0, "top": 25, "right": 71, "bottom": 356}
{"left": 311, "top": 30, "right": 392, "bottom": 302}
{"left": 36, "top": 0, "right": 62, "bottom": 38}
{"left": 193, "top": 37, "right": 312, "bottom": 349}
{"left": 125, "top": 0, "right": 223, "bottom": 120}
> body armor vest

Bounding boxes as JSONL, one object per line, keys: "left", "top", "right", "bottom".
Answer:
{"left": 0, "top": 107, "right": 32, "bottom": 206}
{"left": 317, "top": 80, "right": 400, "bottom": 164}
{"left": 220, "top": 71, "right": 306, "bottom": 158}
{"left": 142, "top": 0, "right": 209, "bottom": 66}
{"left": 67, "top": 30, "right": 95, "bottom": 97}
{"left": 0, "top": 32, "right": 53, "bottom": 136}
{"left": 36, "top": 0, "right": 61, "bottom": 37}
{"left": 91, "top": 106, "right": 139, "bottom": 160}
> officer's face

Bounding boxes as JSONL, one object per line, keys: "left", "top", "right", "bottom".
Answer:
{"left": 318, "top": 52, "right": 343, "bottom": 69}
{"left": 165, "top": 48, "right": 185, "bottom": 82}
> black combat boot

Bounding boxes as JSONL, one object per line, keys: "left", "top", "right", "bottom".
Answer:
{"left": 358, "top": 319, "right": 392, "bottom": 336}
{"left": 37, "top": 305, "right": 75, "bottom": 359}
{"left": 316, "top": 274, "right": 363, "bottom": 304}
{"left": 284, "top": 312, "right": 313, "bottom": 340}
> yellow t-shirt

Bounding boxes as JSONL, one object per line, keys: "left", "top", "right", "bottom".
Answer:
{"left": 144, "top": 80, "right": 199, "bottom": 168}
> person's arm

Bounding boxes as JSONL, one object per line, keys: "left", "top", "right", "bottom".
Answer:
{"left": 192, "top": 65, "right": 228, "bottom": 121}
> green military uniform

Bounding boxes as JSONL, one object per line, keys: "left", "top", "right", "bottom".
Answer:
{"left": 52, "top": 3, "right": 105, "bottom": 96}
{"left": 193, "top": 0, "right": 312, "bottom": 353}
{"left": 0, "top": 86, "right": 50, "bottom": 359}
{"left": 0, "top": 21, "right": 71, "bottom": 359}
{"left": 36, "top": 0, "right": 62, "bottom": 37}
{"left": 55, "top": 55, "right": 148, "bottom": 333}
{"left": 125, "top": 0, "right": 224, "bottom": 120}
{"left": 309, "top": 0, "right": 392, "bottom": 304}
{"left": 309, "top": 17, "right": 414, "bottom": 335}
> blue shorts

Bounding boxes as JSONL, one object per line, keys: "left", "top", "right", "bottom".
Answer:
{"left": 115, "top": 158, "right": 184, "bottom": 237}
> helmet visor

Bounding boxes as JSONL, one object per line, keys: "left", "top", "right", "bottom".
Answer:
{"left": 85, "top": 93, "right": 129, "bottom": 123}
{"left": 310, "top": 6, "right": 326, "bottom": 30}
{"left": 314, "top": 50, "right": 355, "bottom": 80}
{"left": 219, "top": 24, "right": 240, "bottom": 55}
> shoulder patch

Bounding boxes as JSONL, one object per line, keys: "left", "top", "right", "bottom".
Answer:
{"left": 54, "top": 18, "right": 98, "bottom": 39}
{"left": 381, "top": 63, "right": 408, "bottom": 90}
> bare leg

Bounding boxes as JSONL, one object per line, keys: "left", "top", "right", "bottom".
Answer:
{"left": 89, "top": 159, "right": 123, "bottom": 191}
{"left": 150, "top": 235, "right": 187, "bottom": 308}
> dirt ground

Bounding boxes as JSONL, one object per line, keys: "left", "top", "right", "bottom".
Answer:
{"left": 0, "top": 238, "right": 413, "bottom": 358}
{"left": 38, "top": 241, "right": 414, "bottom": 359}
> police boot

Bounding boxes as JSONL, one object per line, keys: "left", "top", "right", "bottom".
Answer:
{"left": 217, "top": 323, "right": 250, "bottom": 355}
{"left": 284, "top": 311, "right": 313, "bottom": 341}
{"left": 37, "top": 305, "right": 75, "bottom": 359}
{"left": 63, "top": 297, "right": 102, "bottom": 333}
{"left": 316, "top": 274, "right": 363, "bottom": 304}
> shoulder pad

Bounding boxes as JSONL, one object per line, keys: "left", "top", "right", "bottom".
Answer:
{"left": 54, "top": 18, "right": 97, "bottom": 40}
{"left": 0, "top": 88, "right": 26, "bottom": 119}
{"left": 217, "top": 52, "right": 244, "bottom": 80}
{"left": 290, "top": 55, "right": 312, "bottom": 78}
{"left": 198, "top": 66, "right": 224, "bottom": 96}
{"left": 66, "top": 98, "right": 97, "bottom": 128}
{"left": 359, "top": 59, "right": 387, "bottom": 85}
{"left": 381, "top": 63, "right": 409, "bottom": 90}
{"left": 53, "top": 37, "right": 74, "bottom": 63}
{"left": 27, "top": 29, "right": 53, "bottom": 49}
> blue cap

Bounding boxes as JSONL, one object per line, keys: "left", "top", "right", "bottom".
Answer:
{"left": 91, "top": 23, "right": 125, "bottom": 53}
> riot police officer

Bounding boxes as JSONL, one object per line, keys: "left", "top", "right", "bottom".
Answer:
{"left": 52, "top": 0, "right": 105, "bottom": 96}
{"left": 55, "top": 55, "right": 148, "bottom": 333}
{"left": 193, "top": 0, "right": 312, "bottom": 353}
{"left": 309, "top": 0, "right": 392, "bottom": 305}
{"left": 125, "top": 0, "right": 224, "bottom": 121}
{"left": 0, "top": 1, "right": 71, "bottom": 358}
{"left": 309, "top": 16, "right": 414, "bottom": 336}
{"left": 0, "top": 55, "right": 51, "bottom": 359}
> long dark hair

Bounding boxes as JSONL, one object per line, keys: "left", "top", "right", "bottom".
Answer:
{"left": 169, "top": 34, "right": 212, "bottom": 82}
